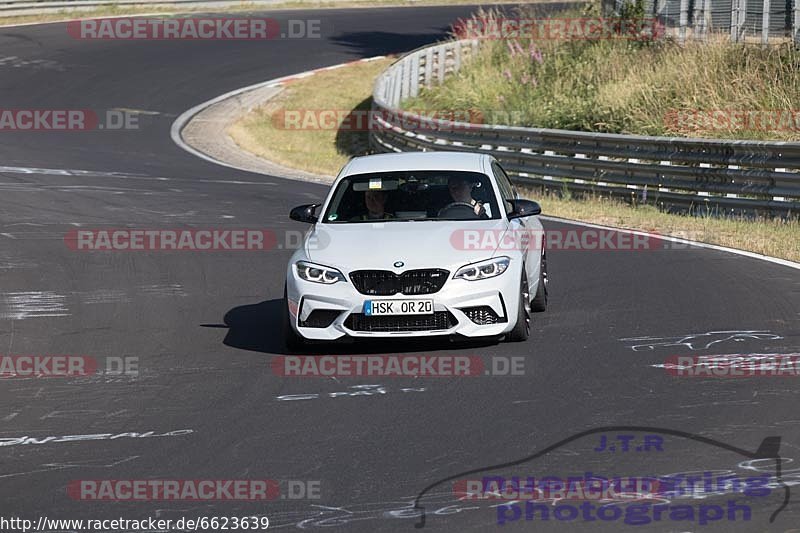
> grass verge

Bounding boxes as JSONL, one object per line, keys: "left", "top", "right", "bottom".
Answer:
{"left": 228, "top": 56, "right": 394, "bottom": 175}
{"left": 532, "top": 192, "right": 799, "bottom": 262}
{"left": 228, "top": 41, "right": 799, "bottom": 263}
{"left": 404, "top": 7, "right": 800, "bottom": 141}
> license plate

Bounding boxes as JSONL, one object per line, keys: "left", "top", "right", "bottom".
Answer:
{"left": 364, "top": 299, "right": 433, "bottom": 315}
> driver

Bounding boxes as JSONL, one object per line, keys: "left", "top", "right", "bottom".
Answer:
{"left": 443, "top": 175, "right": 486, "bottom": 217}
{"left": 353, "top": 189, "right": 393, "bottom": 220}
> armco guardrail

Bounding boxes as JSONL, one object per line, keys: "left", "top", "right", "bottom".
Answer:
{"left": 370, "top": 39, "right": 800, "bottom": 216}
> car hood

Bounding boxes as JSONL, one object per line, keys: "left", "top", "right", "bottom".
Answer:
{"left": 306, "top": 220, "right": 511, "bottom": 272}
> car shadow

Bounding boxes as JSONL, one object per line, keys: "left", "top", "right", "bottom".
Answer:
{"left": 329, "top": 30, "right": 451, "bottom": 58}
{"left": 334, "top": 96, "right": 373, "bottom": 159}
{"left": 203, "top": 299, "right": 501, "bottom": 356}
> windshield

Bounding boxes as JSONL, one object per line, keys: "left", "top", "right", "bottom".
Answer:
{"left": 322, "top": 171, "right": 500, "bottom": 223}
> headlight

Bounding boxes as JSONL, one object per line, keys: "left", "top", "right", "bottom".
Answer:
{"left": 295, "top": 261, "right": 346, "bottom": 284}
{"left": 454, "top": 257, "right": 510, "bottom": 281}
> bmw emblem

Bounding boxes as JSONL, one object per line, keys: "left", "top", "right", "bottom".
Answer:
{"left": 393, "top": 261, "right": 404, "bottom": 268}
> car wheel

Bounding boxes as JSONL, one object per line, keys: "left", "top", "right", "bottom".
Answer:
{"left": 283, "top": 284, "right": 306, "bottom": 353}
{"left": 531, "top": 250, "right": 548, "bottom": 312}
{"left": 506, "top": 272, "right": 531, "bottom": 342}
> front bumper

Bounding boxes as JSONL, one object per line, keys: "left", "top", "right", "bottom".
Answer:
{"left": 285, "top": 265, "right": 522, "bottom": 341}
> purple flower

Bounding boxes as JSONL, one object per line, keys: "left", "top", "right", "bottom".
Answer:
{"left": 529, "top": 43, "right": 544, "bottom": 64}
{"left": 503, "top": 69, "right": 513, "bottom": 81}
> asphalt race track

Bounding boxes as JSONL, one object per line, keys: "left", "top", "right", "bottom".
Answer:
{"left": 0, "top": 4, "right": 799, "bottom": 532}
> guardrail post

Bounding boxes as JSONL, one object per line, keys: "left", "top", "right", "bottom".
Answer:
{"left": 383, "top": 70, "right": 390, "bottom": 107}
{"left": 740, "top": 0, "right": 748, "bottom": 41}
{"left": 703, "top": 0, "right": 712, "bottom": 38}
{"left": 679, "top": 0, "right": 689, "bottom": 42}
{"left": 794, "top": 0, "right": 800, "bottom": 46}
{"left": 374, "top": 77, "right": 384, "bottom": 104}
{"left": 437, "top": 45, "right": 446, "bottom": 84}
{"left": 731, "top": 0, "right": 747, "bottom": 42}
{"left": 762, "top": 0, "right": 771, "bottom": 45}
{"left": 424, "top": 47, "right": 434, "bottom": 88}
{"left": 410, "top": 52, "right": 420, "bottom": 98}
{"left": 401, "top": 56, "right": 411, "bottom": 102}
{"left": 391, "top": 68, "right": 402, "bottom": 108}
{"left": 693, "top": 0, "right": 704, "bottom": 39}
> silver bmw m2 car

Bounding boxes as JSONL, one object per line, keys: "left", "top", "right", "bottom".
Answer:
{"left": 283, "top": 151, "right": 547, "bottom": 351}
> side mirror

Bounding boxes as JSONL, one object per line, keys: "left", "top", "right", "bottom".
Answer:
{"left": 507, "top": 199, "right": 542, "bottom": 220}
{"left": 290, "top": 204, "right": 320, "bottom": 224}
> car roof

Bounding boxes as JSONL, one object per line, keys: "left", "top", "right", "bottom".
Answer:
{"left": 340, "top": 151, "right": 492, "bottom": 177}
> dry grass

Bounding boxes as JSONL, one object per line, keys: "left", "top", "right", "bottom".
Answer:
{"left": 405, "top": 8, "right": 800, "bottom": 141}
{"left": 228, "top": 57, "right": 393, "bottom": 175}
{"left": 532, "top": 191, "right": 800, "bottom": 262}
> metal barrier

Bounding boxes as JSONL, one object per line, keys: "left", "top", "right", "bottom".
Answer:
{"left": 370, "top": 39, "right": 800, "bottom": 216}
{"left": 608, "top": 0, "right": 800, "bottom": 45}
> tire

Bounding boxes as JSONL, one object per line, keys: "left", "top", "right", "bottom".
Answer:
{"left": 506, "top": 272, "right": 531, "bottom": 342}
{"left": 531, "top": 250, "right": 548, "bottom": 313}
{"left": 283, "top": 284, "right": 306, "bottom": 353}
